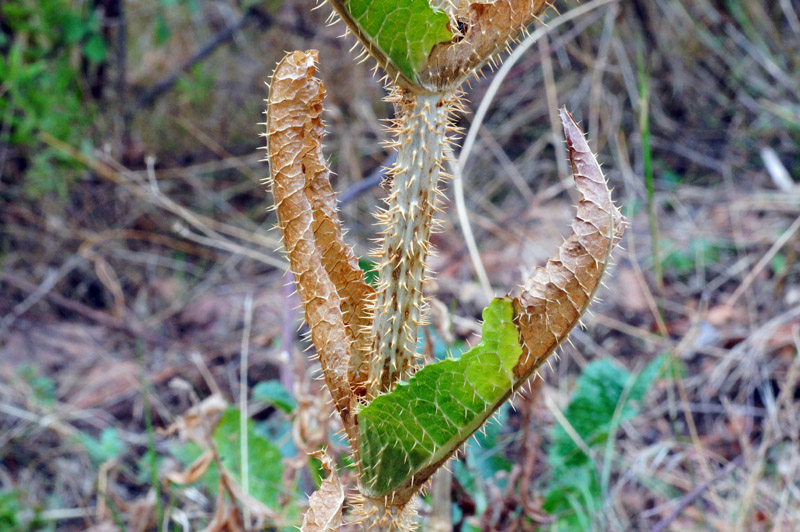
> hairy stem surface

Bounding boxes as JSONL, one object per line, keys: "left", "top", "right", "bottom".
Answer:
{"left": 366, "top": 90, "right": 454, "bottom": 398}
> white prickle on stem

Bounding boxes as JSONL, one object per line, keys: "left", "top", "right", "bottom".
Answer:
{"left": 365, "top": 89, "right": 456, "bottom": 398}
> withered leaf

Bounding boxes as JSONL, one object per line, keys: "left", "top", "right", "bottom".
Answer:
{"left": 301, "top": 451, "right": 344, "bottom": 532}
{"left": 420, "top": 0, "right": 556, "bottom": 91}
{"left": 512, "top": 107, "right": 626, "bottom": 378}
{"left": 265, "top": 50, "right": 373, "bottom": 443}
{"left": 165, "top": 450, "right": 214, "bottom": 485}
{"left": 160, "top": 393, "right": 227, "bottom": 446}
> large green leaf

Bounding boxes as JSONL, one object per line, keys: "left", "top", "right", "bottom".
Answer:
{"left": 358, "top": 298, "right": 523, "bottom": 497}
{"left": 214, "top": 408, "right": 284, "bottom": 507}
{"left": 543, "top": 356, "right": 666, "bottom": 528}
{"left": 333, "top": 0, "right": 453, "bottom": 84}
{"left": 178, "top": 408, "right": 284, "bottom": 508}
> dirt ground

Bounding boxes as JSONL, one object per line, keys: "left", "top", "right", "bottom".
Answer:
{"left": 2, "top": 0, "right": 800, "bottom": 530}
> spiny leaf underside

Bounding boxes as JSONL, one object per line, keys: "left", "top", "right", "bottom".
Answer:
{"left": 264, "top": 50, "right": 374, "bottom": 445}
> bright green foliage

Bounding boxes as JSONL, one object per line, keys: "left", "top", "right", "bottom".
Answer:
{"left": 358, "top": 298, "right": 523, "bottom": 497}
{"left": 0, "top": 490, "right": 22, "bottom": 531}
{"left": 358, "top": 258, "right": 380, "bottom": 288}
{"left": 18, "top": 366, "right": 55, "bottom": 405}
{"left": 213, "top": 408, "right": 284, "bottom": 507}
{"left": 544, "top": 356, "right": 666, "bottom": 528}
{"left": 341, "top": 0, "right": 452, "bottom": 84}
{"left": 0, "top": 490, "right": 44, "bottom": 532}
{"left": 0, "top": 0, "right": 103, "bottom": 198}
{"left": 662, "top": 238, "right": 724, "bottom": 277}
{"left": 253, "top": 380, "right": 298, "bottom": 414}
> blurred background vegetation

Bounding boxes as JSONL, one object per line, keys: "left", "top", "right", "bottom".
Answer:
{"left": 1, "top": 0, "right": 799, "bottom": 530}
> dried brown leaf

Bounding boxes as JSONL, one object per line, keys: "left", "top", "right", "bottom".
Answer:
{"left": 266, "top": 50, "right": 368, "bottom": 442}
{"left": 165, "top": 450, "right": 214, "bottom": 485}
{"left": 200, "top": 484, "right": 244, "bottom": 532}
{"left": 421, "top": 0, "right": 555, "bottom": 90}
{"left": 85, "top": 522, "right": 121, "bottom": 532}
{"left": 126, "top": 490, "right": 157, "bottom": 532}
{"left": 325, "top": 0, "right": 554, "bottom": 92}
{"left": 219, "top": 468, "right": 278, "bottom": 524}
{"left": 300, "top": 76, "right": 375, "bottom": 395}
{"left": 301, "top": 451, "right": 344, "bottom": 532}
{"left": 160, "top": 393, "right": 227, "bottom": 446}
{"left": 512, "top": 108, "right": 626, "bottom": 377}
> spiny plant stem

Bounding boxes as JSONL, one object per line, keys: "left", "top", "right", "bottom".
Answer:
{"left": 368, "top": 89, "right": 454, "bottom": 398}
{"left": 356, "top": 495, "right": 418, "bottom": 531}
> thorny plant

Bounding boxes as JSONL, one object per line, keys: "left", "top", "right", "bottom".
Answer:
{"left": 262, "top": 0, "right": 626, "bottom": 529}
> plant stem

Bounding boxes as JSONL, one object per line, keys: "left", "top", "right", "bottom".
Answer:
{"left": 138, "top": 343, "right": 164, "bottom": 528}
{"left": 638, "top": 61, "right": 663, "bottom": 296}
{"left": 368, "top": 89, "right": 453, "bottom": 397}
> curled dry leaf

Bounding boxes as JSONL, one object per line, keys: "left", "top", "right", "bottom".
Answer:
{"left": 126, "top": 490, "right": 158, "bottom": 532}
{"left": 265, "top": 50, "right": 374, "bottom": 444}
{"left": 421, "top": 0, "right": 555, "bottom": 90}
{"left": 512, "top": 107, "right": 626, "bottom": 379}
{"left": 166, "top": 450, "right": 214, "bottom": 485}
{"left": 160, "top": 393, "right": 227, "bottom": 446}
{"left": 301, "top": 451, "right": 344, "bottom": 532}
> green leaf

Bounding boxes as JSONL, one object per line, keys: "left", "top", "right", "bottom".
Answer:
{"left": 544, "top": 356, "right": 666, "bottom": 526}
{"left": 78, "top": 428, "right": 127, "bottom": 465}
{"left": 83, "top": 33, "right": 107, "bottom": 63}
{"left": 212, "top": 408, "right": 284, "bottom": 507}
{"left": 62, "top": 12, "right": 87, "bottom": 43}
{"left": 253, "top": 380, "right": 297, "bottom": 413}
{"left": 154, "top": 14, "right": 171, "bottom": 45}
{"left": 549, "top": 357, "right": 665, "bottom": 468}
{"left": 358, "top": 258, "right": 379, "bottom": 288}
{"left": 336, "top": 0, "right": 453, "bottom": 84}
{"left": 358, "top": 298, "right": 524, "bottom": 497}
{"left": 543, "top": 465, "right": 600, "bottom": 530}
{"left": 0, "top": 490, "right": 22, "bottom": 530}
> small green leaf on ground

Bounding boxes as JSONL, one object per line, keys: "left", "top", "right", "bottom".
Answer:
{"left": 78, "top": 427, "right": 127, "bottom": 465}
{"left": 253, "top": 380, "right": 297, "bottom": 413}
{"left": 544, "top": 355, "right": 667, "bottom": 528}
{"left": 171, "top": 408, "right": 285, "bottom": 508}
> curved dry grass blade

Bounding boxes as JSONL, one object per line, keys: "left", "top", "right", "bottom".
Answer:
{"left": 512, "top": 107, "right": 625, "bottom": 378}
{"left": 265, "top": 50, "right": 366, "bottom": 442}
